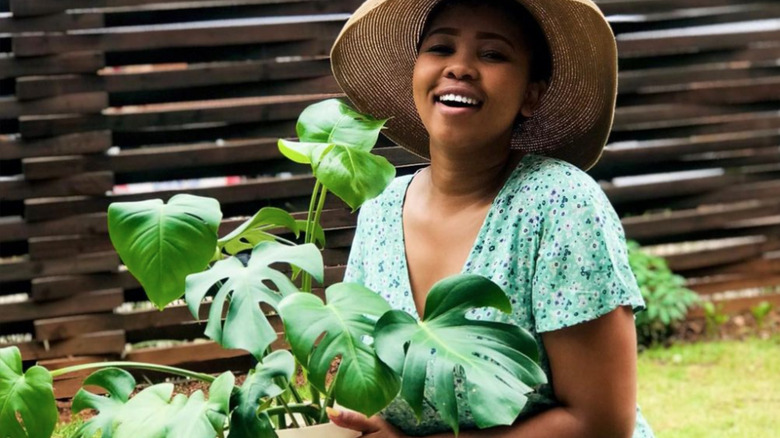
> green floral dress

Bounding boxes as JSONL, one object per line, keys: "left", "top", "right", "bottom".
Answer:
{"left": 344, "top": 154, "right": 654, "bottom": 437}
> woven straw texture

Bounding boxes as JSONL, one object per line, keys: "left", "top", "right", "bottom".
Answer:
{"left": 331, "top": 0, "right": 617, "bottom": 170}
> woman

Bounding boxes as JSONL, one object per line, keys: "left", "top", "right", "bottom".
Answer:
{"left": 327, "top": 0, "right": 654, "bottom": 436}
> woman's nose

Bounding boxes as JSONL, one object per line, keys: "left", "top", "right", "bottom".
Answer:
{"left": 443, "top": 54, "right": 479, "bottom": 80}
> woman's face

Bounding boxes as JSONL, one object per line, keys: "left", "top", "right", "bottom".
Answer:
{"left": 413, "top": 3, "right": 540, "bottom": 152}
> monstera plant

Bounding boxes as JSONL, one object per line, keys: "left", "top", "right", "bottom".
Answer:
{"left": 0, "top": 99, "right": 546, "bottom": 438}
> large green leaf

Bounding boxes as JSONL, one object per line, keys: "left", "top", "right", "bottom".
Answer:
{"left": 218, "top": 207, "right": 299, "bottom": 255}
{"left": 0, "top": 346, "right": 57, "bottom": 438}
{"left": 186, "top": 241, "right": 323, "bottom": 359}
{"left": 279, "top": 283, "right": 399, "bottom": 416}
{"left": 230, "top": 350, "right": 295, "bottom": 438}
{"left": 374, "top": 275, "right": 547, "bottom": 434}
{"left": 72, "top": 368, "right": 233, "bottom": 438}
{"left": 314, "top": 145, "right": 395, "bottom": 211}
{"left": 108, "top": 194, "right": 222, "bottom": 309}
{"left": 295, "top": 99, "right": 386, "bottom": 152}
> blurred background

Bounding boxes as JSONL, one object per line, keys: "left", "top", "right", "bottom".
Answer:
{"left": 0, "top": 1, "right": 778, "bottom": 436}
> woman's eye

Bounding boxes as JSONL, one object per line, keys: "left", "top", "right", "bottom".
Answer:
{"left": 426, "top": 44, "right": 453, "bottom": 54}
{"left": 482, "top": 51, "right": 508, "bottom": 61}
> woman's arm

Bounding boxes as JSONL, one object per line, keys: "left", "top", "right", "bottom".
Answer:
{"left": 330, "top": 306, "right": 638, "bottom": 438}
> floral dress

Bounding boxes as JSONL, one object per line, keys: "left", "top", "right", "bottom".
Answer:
{"left": 344, "top": 154, "right": 654, "bottom": 437}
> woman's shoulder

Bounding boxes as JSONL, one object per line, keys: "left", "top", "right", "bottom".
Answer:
{"left": 507, "top": 154, "right": 604, "bottom": 198}
{"left": 359, "top": 172, "right": 414, "bottom": 214}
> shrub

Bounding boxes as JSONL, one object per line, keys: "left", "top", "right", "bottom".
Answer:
{"left": 627, "top": 241, "right": 699, "bottom": 346}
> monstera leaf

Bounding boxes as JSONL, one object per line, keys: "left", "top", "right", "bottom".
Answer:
{"left": 230, "top": 350, "right": 295, "bottom": 438}
{"left": 0, "top": 346, "right": 57, "bottom": 438}
{"left": 71, "top": 368, "right": 233, "bottom": 438}
{"left": 374, "top": 275, "right": 547, "bottom": 434}
{"left": 218, "top": 207, "right": 299, "bottom": 255}
{"left": 279, "top": 283, "right": 400, "bottom": 416}
{"left": 278, "top": 99, "right": 395, "bottom": 211}
{"left": 186, "top": 241, "right": 323, "bottom": 359}
{"left": 108, "top": 194, "right": 222, "bottom": 309}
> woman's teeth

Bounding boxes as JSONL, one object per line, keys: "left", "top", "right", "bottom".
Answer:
{"left": 437, "top": 94, "right": 480, "bottom": 107}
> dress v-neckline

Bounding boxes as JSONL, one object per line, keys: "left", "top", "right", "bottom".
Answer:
{"left": 397, "top": 160, "right": 526, "bottom": 320}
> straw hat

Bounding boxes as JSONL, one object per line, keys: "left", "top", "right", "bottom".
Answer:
{"left": 330, "top": 0, "right": 617, "bottom": 171}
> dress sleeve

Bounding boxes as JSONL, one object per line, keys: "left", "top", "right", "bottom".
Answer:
{"left": 343, "top": 201, "right": 370, "bottom": 284}
{"left": 531, "top": 178, "right": 645, "bottom": 333}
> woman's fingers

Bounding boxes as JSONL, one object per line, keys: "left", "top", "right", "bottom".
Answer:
{"left": 326, "top": 407, "right": 379, "bottom": 433}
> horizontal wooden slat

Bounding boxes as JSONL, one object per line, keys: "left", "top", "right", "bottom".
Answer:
{"left": 689, "top": 274, "right": 780, "bottom": 295}
{"left": 35, "top": 303, "right": 209, "bottom": 340}
{"left": 28, "top": 235, "right": 114, "bottom": 260}
{"left": 15, "top": 58, "right": 332, "bottom": 100}
{"left": 623, "top": 199, "right": 780, "bottom": 240}
{"left": 32, "top": 271, "right": 137, "bottom": 301}
{"left": 0, "top": 213, "right": 107, "bottom": 243}
{"left": 0, "top": 251, "right": 118, "bottom": 282}
{"left": 617, "top": 20, "right": 780, "bottom": 57}
{"left": 124, "top": 341, "right": 249, "bottom": 366}
{"left": 0, "top": 52, "right": 104, "bottom": 80}
{"left": 0, "top": 131, "right": 112, "bottom": 160}
{"left": 0, "top": 11, "right": 103, "bottom": 33}
{"left": 0, "top": 289, "right": 123, "bottom": 324}
{"left": 19, "top": 93, "right": 334, "bottom": 138}
{"left": 0, "top": 171, "right": 114, "bottom": 201}
{"left": 8, "top": 0, "right": 323, "bottom": 17}
{"left": 621, "top": 76, "right": 780, "bottom": 106}
{"left": 14, "top": 330, "right": 125, "bottom": 361}
{"left": 665, "top": 239, "right": 780, "bottom": 271}
{"left": 597, "top": 0, "right": 739, "bottom": 15}
{"left": 12, "top": 15, "right": 347, "bottom": 57}
{"left": 618, "top": 63, "right": 780, "bottom": 94}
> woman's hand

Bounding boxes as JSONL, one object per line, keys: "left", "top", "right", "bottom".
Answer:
{"left": 326, "top": 407, "right": 408, "bottom": 438}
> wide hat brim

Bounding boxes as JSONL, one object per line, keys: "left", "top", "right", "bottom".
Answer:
{"left": 330, "top": 0, "right": 618, "bottom": 171}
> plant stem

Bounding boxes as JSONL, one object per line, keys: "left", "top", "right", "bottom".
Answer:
{"left": 265, "top": 403, "right": 321, "bottom": 421}
{"left": 49, "top": 361, "right": 215, "bottom": 382}
{"left": 277, "top": 396, "right": 301, "bottom": 429}
{"left": 288, "top": 381, "right": 314, "bottom": 426}
{"left": 319, "top": 372, "right": 338, "bottom": 423}
{"left": 301, "top": 180, "right": 322, "bottom": 293}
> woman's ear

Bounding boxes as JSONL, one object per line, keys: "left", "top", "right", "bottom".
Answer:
{"left": 520, "top": 80, "right": 548, "bottom": 118}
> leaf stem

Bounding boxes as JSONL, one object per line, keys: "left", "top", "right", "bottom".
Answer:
{"left": 277, "top": 396, "right": 301, "bottom": 429}
{"left": 49, "top": 361, "right": 215, "bottom": 382}
{"left": 319, "top": 373, "right": 338, "bottom": 424}
{"left": 301, "top": 180, "right": 322, "bottom": 292}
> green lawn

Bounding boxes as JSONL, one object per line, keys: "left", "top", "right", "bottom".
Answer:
{"left": 638, "top": 335, "right": 780, "bottom": 438}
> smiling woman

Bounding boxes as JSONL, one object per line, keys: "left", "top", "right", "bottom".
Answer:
{"left": 330, "top": 0, "right": 655, "bottom": 437}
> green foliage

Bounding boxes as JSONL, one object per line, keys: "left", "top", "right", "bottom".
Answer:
{"left": 751, "top": 301, "right": 773, "bottom": 330}
{"left": 185, "top": 241, "right": 323, "bottom": 360}
{"left": 374, "top": 275, "right": 547, "bottom": 434}
{"left": 71, "top": 369, "right": 233, "bottom": 438}
{"left": 703, "top": 301, "right": 730, "bottom": 338}
{"left": 107, "top": 194, "right": 222, "bottom": 309}
{"left": 229, "top": 351, "right": 295, "bottom": 438}
{"left": 0, "top": 346, "right": 57, "bottom": 438}
{"left": 279, "top": 283, "right": 400, "bottom": 417}
{"left": 7, "top": 99, "right": 548, "bottom": 438}
{"left": 278, "top": 99, "right": 396, "bottom": 211}
{"left": 627, "top": 241, "right": 699, "bottom": 346}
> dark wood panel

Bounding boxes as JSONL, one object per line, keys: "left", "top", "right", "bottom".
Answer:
{"left": 0, "top": 251, "right": 118, "bottom": 282}
{"left": 9, "top": 0, "right": 326, "bottom": 17}
{"left": 0, "top": 171, "right": 113, "bottom": 201}
{"left": 0, "top": 213, "right": 107, "bottom": 243}
{"left": 0, "top": 52, "right": 104, "bottom": 80}
{"left": 12, "top": 17, "right": 346, "bottom": 57}
{"left": 0, "top": 131, "right": 111, "bottom": 160}
{"left": 15, "top": 330, "right": 125, "bottom": 361}
{"left": 32, "top": 271, "right": 136, "bottom": 301}
{"left": 28, "top": 234, "right": 113, "bottom": 260}
{"left": 15, "top": 58, "right": 332, "bottom": 100}
{"left": 0, "top": 11, "right": 103, "bottom": 33}
{"left": 0, "top": 288, "right": 123, "bottom": 324}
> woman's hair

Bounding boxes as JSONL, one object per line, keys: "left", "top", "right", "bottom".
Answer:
{"left": 417, "top": 0, "right": 552, "bottom": 83}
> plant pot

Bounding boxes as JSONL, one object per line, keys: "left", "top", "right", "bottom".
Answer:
{"left": 276, "top": 422, "right": 361, "bottom": 438}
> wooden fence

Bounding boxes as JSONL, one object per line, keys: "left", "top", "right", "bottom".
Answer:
{"left": 0, "top": 0, "right": 779, "bottom": 397}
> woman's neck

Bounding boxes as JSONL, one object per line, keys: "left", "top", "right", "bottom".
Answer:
{"left": 423, "top": 142, "right": 523, "bottom": 205}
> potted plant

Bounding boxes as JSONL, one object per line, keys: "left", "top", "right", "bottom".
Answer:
{"left": 0, "top": 99, "right": 546, "bottom": 438}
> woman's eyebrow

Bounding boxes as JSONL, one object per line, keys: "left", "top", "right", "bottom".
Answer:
{"left": 425, "top": 27, "right": 515, "bottom": 49}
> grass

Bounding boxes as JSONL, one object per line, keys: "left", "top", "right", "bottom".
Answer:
{"left": 638, "top": 335, "right": 780, "bottom": 438}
